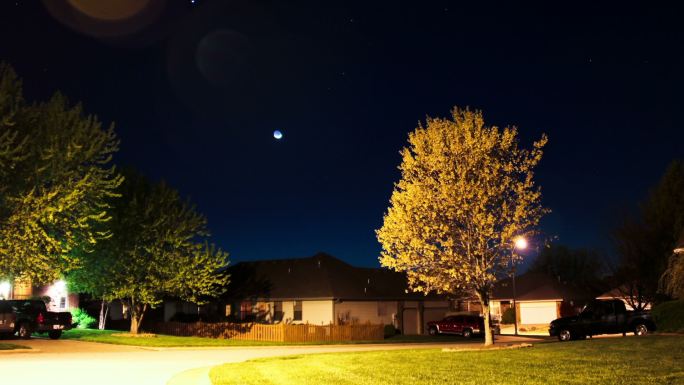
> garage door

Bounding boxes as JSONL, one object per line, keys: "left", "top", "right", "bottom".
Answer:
{"left": 520, "top": 302, "right": 557, "bottom": 324}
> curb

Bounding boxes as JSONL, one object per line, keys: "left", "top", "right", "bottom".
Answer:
{"left": 442, "top": 343, "right": 534, "bottom": 352}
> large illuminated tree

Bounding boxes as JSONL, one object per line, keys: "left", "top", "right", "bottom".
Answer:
{"left": 377, "top": 107, "right": 548, "bottom": 345}
{"left": 84, "top": 169, "right": 230, "bottom": 334}
{"left": 0, "top": 63, "right": 122, "bottom": 284}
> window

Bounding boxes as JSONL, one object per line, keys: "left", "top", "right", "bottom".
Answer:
{"left": 225, "top": 304, "right": 232, "bottom": 317}
{"left": 274, "top": 301, "right": 283, "bottom": 322}
{"left": 293, "top": 301, "right": 302, "bottom": 321}
{"left": 377, "top": 302, "right": 388, "bottom": 316}
{"left": 240, "top": 302, "right": 252, "bottom": 321}
{"left": 59, "top": 297, "right": 66, "bottom": 309}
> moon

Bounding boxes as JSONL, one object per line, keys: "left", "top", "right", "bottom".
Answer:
{"left": 273, "top": 130, "right": 283, "bottom": 140}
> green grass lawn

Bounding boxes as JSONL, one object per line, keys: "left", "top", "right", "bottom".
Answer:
{"left": 61, "top": 328, "right": 475, "bottom": 347}
{"left": 209, "top": 335, "right": 684, "bottom": 385}
{"left": 0, "top": 343, "right": 29, "bottom": 350}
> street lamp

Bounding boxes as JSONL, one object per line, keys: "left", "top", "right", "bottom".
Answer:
{"left": 512, "top": 236, "right": 527, "bottom": 336}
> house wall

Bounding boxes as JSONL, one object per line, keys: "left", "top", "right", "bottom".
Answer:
{"left": 282, "top": 300, "right": 295, "bottom": 321}
{"left": 597, "top": 297, "right": 652, "bottom": 311}
{"left": 301, "top": 300, "right": 334, "bottom": 325}
{"left": 164, "top": 300, "right": 202, "bottom": 321}
{"left": 334, "top": 301, "right": 398, "bottom": 325}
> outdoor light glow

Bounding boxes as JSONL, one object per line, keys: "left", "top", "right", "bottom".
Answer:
{"left": 0, "top": 280, "right": 10, "bottom": 299}
{"left": 55, "top": 279, "right": 67, "bottom": 289}
{"left": 273, "top": 130, "right": 283, "bottom": 140}
{"left": 514, "top": 237, "right": 528, "bottom": 250}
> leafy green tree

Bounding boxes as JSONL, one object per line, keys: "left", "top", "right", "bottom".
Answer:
{"left": 0, "top": 63, "right": 122, "bottom": 284}
{"left": 77, "top": 169, "right": 230, "bottom": 333}
{"left": 377, "top": 107, "right": 548, "bottom": 346}
{"left": 613, "top": 160, "right": 684, "bottom": 308}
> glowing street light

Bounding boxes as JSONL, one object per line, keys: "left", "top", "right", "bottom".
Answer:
{"left": 514, "top": 237, "right": 528, "bottom": 250}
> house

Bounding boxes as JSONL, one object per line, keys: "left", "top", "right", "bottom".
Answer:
{"left": 455, "top": 272, "right": 592, "bottom": 327}
{"left": 0, "top": 277, "right": 78, "bottom": 312}
{"left": 597, "top": 286, "right": 651, "bottom": 311}
{"left": 166, "top": 253, "right": 451, "bottom": 335}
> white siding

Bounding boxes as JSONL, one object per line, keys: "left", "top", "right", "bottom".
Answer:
{"left": 282, "top": 301, "right": 295, "bottom": 322}
{"left": 334, "top": 301, "right": 398, "bottom": 325}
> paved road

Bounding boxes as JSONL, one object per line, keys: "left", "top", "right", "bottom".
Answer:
{"left": 0, "top": 335, "right": 547, "bottom": 385}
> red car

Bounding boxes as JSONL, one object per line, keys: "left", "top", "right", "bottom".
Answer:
{"left": 427, "top": 315, "right": 496, "bottom": 338}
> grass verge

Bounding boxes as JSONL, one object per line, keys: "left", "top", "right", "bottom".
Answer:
{"left": 61, "top": 328, "right": 479, "bottom": 347}
{"left": 209, "top": 335, "right": 684, "bottom": 385}
{"left": 0, "top": 343, "right": 29, "bottom": 350}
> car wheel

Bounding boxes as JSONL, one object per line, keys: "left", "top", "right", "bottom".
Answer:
{"left": 462, "top": 328, "right": 473, "bottom": 338}
{"left": 48, "top": 330, "right": 62, "bottom": 340}
{"left": 428, "top": 326, "right": 439, "bottom": 336}
{"left": 17, "top": 323, "right": 31, "bottom": 339}
{"left": 558, "top": 329, "right": 572, "bottom": 342}
{"left": 634, "top": 323, "right": 648, "bottom": 336}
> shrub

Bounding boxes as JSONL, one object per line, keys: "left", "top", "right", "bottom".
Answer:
{"left": 501, "top": 308, "right": 516, "bottom": 324}
{"left": 651, "top": 300, "right": 684, "bottom": 332}
{"left": 71, "top": 308, "right": 97, "bottom": 329}
{"left": 384, "top": 324, "right": 397, "bottom": 338}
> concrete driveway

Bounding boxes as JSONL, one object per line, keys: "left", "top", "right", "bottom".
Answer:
{"left": 0, "top": 335, "right": 546, "bottom": 385}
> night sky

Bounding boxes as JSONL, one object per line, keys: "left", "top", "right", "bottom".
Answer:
{"left": 1, "top": 1, "right": 683, "bottom": 267}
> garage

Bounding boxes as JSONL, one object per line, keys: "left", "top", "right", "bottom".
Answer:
{"left": 520, "top": 301, "right": 558, "bottom": 324}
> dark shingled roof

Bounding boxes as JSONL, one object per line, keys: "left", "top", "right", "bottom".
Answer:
{"left": 223, "top": 253, "right": 440, "bottom": 301}
{"left": 491, "top": 272, "right": 593, "bottom": 302}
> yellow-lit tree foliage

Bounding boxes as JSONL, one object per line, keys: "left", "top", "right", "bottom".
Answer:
{"left": 377, "top": 107, "right": 548, "bottom": 345}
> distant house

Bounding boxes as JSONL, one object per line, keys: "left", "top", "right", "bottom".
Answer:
{"left": 164, "top": 253, "right": 451, "bottom": 335}
{"left": 596, "top": 286, "right": 652, "bottom": 311}
{"left": 455, "top": 272, "right": 593, "bottom": 326}
{"left": 0, "top": 277, "right": 78, "bottom": 312}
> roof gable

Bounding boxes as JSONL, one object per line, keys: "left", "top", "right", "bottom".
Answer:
{"left": 492, "top": 272, "right": 591, "bottom": 301}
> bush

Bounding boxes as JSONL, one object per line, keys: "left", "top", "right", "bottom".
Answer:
{"left": 501, "top": 308, "right": 516, "bottom": 324}
{"left": 384, "top": 324, "right": 397, "bottom": 338}
{"left": 71, "top": 308, "right": 97, "bottom": 329}
{"left": 651, "top": 300, "right": 684, "bottom": 332}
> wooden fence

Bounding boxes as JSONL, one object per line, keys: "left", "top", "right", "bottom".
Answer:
{"left": 144, "top": 321, "right": 384, "bottom": 342}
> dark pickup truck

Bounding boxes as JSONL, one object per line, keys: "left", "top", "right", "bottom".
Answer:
{"left": 0, "top": 300, "right": 72, "bottom": 339}
{"left": 549, "top": 299, "right": 655, "bottom": 341}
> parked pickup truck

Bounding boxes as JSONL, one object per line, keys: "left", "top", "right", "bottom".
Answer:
{"left": 0, "top": 300, "right": 72, "bottom": 339}
{"left": 549, "top": 299, "right": 655, "bottom": 341}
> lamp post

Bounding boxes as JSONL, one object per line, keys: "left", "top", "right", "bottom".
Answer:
{"left": 512, "top": 237, "right": 527, "bottom": 336}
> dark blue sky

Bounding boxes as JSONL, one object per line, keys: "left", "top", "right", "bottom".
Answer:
{"left": 1, "top": 1, "right": 683, "bottom": 267}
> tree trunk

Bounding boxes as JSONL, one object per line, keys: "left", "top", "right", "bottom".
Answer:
{"left": 129, "top": 302, "right": 148, "bottom": 334}
{"left": 476, "top": 290, "right": 494, "bottom": 346}
{"left": 98, "top": 300, "right": 111, "bottom": 330}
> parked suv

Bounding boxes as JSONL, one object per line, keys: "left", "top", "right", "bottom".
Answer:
{"left": 0, "top": 300, "right": 72, "bottom": 339}
{"left": 427, "top": 315, "right": 499, "bottom": 338}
